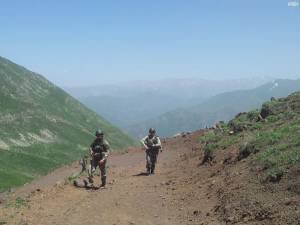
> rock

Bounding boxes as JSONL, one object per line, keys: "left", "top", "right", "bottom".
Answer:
{"left": 243, "top": 217, "right": 250, "bottom": 222}
{"left": 193, "top": 210, "right": 200, "bottom": 215}
{"left": 109, "top": 179, "right": 116, "bottom": 185}
{"left": 284, "top": 197, "right": 300, "bottom": 206}
{"left": 17, "top": 220, "right": 28, "bottom": 225}
{"left": 214, "top": 204, "right": 221, "bottom": 212}
{"left": 226, "top": 216, "right": 235, "bottom": 222}
{"left": 266, "top": 172, "right": 283, "bottom": 183}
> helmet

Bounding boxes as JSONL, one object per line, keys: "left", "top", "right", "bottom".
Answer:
{"left": 149, "top": 128, "right": 156, "bottom": 134}
{"left": 95, "top": 129, "right": 104, "bottom": 136}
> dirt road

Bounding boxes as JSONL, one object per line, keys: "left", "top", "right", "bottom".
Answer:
{"left": 1, "top": 130, "right": 220, "bottom": 225}
{"left": 1, "top": 130, "right": 299, "bottom": 225}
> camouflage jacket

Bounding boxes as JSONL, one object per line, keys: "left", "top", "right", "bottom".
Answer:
{"left": 90, "top": 138, "right": 110, "bottom": 160}
{"left": 140, "top": 135, "right": 162, "bottom": 151}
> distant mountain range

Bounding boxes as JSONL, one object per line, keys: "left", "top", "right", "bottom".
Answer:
{"left": 66, "top": 77, "right": 272, "bottom": 130}
{"left": 126, "top": 79, "right": 300, "bottom": 138}
{"left": 0, "top": 56, "right": 135, "bottom": 192}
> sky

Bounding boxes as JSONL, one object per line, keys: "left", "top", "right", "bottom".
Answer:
{"left": 0, "top": 0, "right": 299, "bottom": 87}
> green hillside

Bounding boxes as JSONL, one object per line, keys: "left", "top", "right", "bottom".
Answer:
{"left": 0, "top": 56, "right": 136, "bottom": 192}
{"left": 200, "top": 91, "right": 300, "bottom": 181}
{"left": 127, "top": 79, "right": 300, "bottom": 138}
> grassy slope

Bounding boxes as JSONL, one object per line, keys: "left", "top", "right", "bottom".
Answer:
{"left": 199, "top": 91, "right": 300, "bottom": 181}
{"left": 0, "top": 56, "right": 136, "bottom": 192}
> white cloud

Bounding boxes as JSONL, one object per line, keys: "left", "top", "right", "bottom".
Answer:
{"left": 62, "top": 69, "right": 70, "bottom": 74}
{"left": 288, "top": 1, "right": 299, "bottom": 7}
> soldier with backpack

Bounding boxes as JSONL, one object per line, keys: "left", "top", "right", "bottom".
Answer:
{"left": 141, "top": 128, "right": 162, "bottom": 175}
{"left": 88, "top": 129, "right": 110, "bottom": 188}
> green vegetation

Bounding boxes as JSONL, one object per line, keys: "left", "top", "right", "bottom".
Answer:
{"left": 200, "top": 92, "right": 300, "bottom": 181}
{"left": 0, "top": 56, "right": 136, "bottom": 192}
{"left": 4, "top": 196, "right": 29, "bottom": 209}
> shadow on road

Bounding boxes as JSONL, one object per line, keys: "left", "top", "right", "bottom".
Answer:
{"left": 132, "top": 172, "right": 149, "bottom": 176}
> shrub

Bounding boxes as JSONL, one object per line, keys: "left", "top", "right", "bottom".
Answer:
{"left": 238, "top": 142, "right": 259, "bottom": 160}
{"left": 247, "top": 110, "right": 260, "bottom": 121}
{"left": 260, "top": 103, "right": 273, "bottom": 119}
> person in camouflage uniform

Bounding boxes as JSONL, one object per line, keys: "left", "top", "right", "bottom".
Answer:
{"left": 141, "top": 128, "right": 162, "bottom": 175}
{"left": 88, "top": 129, "right": 110, "bottom": 188}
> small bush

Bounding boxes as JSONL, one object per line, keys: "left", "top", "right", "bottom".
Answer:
{"left": 228, "top": 120, "right": 246, "bottom": 133}
{"left": 247, "top": 110, "right": 260, "bottom": 121}
{"left": 238, "top": 142, "right": 259, "bottom": 160}
{"left": 266, "top": 115, "right": 280, "bottom": 123}
{"left": 199, "top": 131, "right": 219, "bottom": 144}
{"left": 256, "top": 132, "right": 281, "bottom": 145}
{"left": 204, "top": 143, "right": 218, "bottom": 152}
{"left": 251, "top": 123, "right": 263, "bottom": 130}
{"left": 260, "top": 103, "right": 273, "bottom": 118}
{"left": 5, "top": 196, "right": 29, "bottom": 209}
{"left": 201, "top": 145, "right": 214, "bottom": 165}
{"left": 265, "top": 169, "right": 284, "bottom": 183}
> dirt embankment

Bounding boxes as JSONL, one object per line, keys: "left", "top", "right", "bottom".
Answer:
{"left": 0, "top": 130, "right": 299, "bottom": 225}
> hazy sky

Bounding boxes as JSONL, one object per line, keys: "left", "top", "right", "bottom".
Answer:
{"left": 0, "top": 0, "right": 299, "bottom": 86}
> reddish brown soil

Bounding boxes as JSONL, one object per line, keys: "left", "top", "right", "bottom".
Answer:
{"left": 0, "top": 130, "right": 299, "bottom": 225}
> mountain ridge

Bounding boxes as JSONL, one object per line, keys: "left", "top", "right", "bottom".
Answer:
{"left": 126, "top": 78, "right": 300, "bottom": 138}
{"left": 0, "top": 56, "right": 136, "bottom": 192}
{"left": 65, "top": 77, "right": 274, "bottom": 130}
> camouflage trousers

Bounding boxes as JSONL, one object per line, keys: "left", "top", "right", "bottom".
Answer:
{"left": 89, "top": 157, "right": 107, "bottom": 179}
{"left": 146, "top": 149, "right": 159, "bottom": 173}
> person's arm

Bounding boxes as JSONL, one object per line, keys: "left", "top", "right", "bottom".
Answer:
{"left": 101, "top": 140, "right": 110, "bottom": 162}
{"left": 89, "top": 140, "right": 95, "bottom": 156}
{"left": 152, "top": 136, "right": 162, "bottom": 149}
{"left": 140, "top": 136, "right": 148, "bottom": 149}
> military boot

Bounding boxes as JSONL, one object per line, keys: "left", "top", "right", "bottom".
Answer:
{"left": 88, "top": 176, "right": 94, "bottom": 184}
{"left": 150, "top": 165, "right": 155, "bottom": 174}
{"left": 100, "top": 177, "right": 106, "bottom": 188}
{"left": 146, "top": 165, "right": 151, "bottom": 175}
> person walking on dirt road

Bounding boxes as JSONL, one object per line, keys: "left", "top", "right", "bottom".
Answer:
{"left": 141, "top": 128, "right": 162, "bottom": 175}
{"left": 88, "top": 129, "right": 110, "bottom": 188}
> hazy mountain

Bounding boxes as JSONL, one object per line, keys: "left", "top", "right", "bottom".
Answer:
{"left": 65, "top": 77, "right": 272, "bottom": 129}
{"left": 126, "top": 79, "right": 300, "bottom": 138}
{"left": 0, "top": 56, "right": 135, "bottom": 192}
{"left": 66, "top": 78, "right": 272, "bottom": 99}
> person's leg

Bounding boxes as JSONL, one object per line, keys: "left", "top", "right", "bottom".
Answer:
{"left": 150, "top": 151, "right": 158, "bottom": 174}
{"left": 88, "top": 157, "right": 98, "bottom": 184}
{"left": 99, "top": 160, "right": 107, "bottom": 187}
{"left": 146, "top": 150, "right": 151, "bottom": 174}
